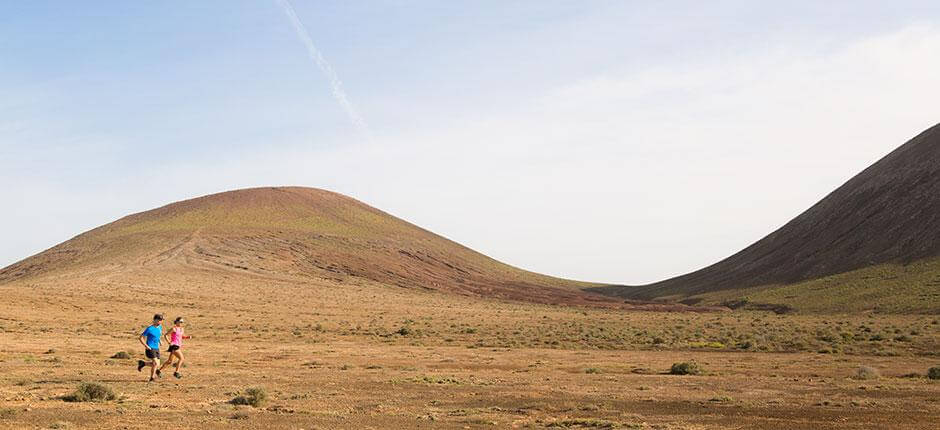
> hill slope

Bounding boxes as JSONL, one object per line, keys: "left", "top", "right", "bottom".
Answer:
{"left": 0, "top": 187, "right": 696, "bottom": 309}
{"left": 592, "top": 123, "right": 940, "bottom": 313}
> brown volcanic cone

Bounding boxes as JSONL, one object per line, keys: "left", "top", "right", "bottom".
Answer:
{"left": 0, "top": 187, "right": 704, "bottom": 310}
{"left": 594, "top": 122, "right": 940, "bottom": 305}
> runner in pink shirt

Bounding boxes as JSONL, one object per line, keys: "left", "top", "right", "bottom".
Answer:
{"left": 158, "top": 317, "right": 192, "bottom": 379}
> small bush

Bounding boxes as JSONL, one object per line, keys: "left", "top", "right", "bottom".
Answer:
{"left": 230, "top": 387, "right": 267, "bottom": 407}
{"left": 853, "top": 366, "right": 880, "bottom": 380}
{"left": 396, "top": 326, "right": 413, "bottom": 336}
{"left": 928, "top": 366, "right": 940, "bottom": 380}
{"left": 584, "top": 367, "right": 601, "bottom": 374}
{"left": 110, "top": 351, "right": 132, "bottom": 359}
{"left": 64, "top": 382, "right": 116, "bottom": 402}
{"left": 670, "top": 361, "right": 704, "bottom": 375}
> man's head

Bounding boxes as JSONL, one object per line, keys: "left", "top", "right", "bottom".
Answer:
{"left": 152, "top": 314, "right": 164, "bottom": 325}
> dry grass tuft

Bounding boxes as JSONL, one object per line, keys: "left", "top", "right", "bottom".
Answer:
{"left": 230, "top": 387, "right": 267, "bottom": 407}
{"left": 670, "top": 361, "right": 705, "bottom": 376}
{"left": 853, "top": 366, "right": 881, "bottom": 380}
{"left": 63, "top": 382, "right": 116, "bottom": 402}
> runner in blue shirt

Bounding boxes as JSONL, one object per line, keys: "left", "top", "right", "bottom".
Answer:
{"left": 137, "top": 314, "right": 164, "bottom": 382}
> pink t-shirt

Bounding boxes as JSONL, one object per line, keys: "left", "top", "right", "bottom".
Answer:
{"left": 170, "top": 327, "right": 184, "bottom": 346}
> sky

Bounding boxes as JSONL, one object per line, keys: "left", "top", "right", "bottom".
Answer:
{"left": 2, "top": 1, "right": 940, "bottom": 284}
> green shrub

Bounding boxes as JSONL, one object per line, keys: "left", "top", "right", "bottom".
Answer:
{"left": 670, "top": 361, "right": 704, "bottom": 375}
{"left": 396, "top": 326, "right": 413, "bottom": 336}
{"left": 230, "top": 387, "right": 267, "bottom": 407}
{"left": 928, "top": 366, "right": 940, "bottom": 380}
{"left": 110, "top": 351, "right": 132, "bottom": 359}
{"left": 64, "top": 382, "right": 116, "bottom": 402}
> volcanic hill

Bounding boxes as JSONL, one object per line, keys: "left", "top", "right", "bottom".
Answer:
{"left": 0, "top": 187, "right": 698, "bottom": 310}
{"left": 592, "top": 123, "right": 940, "bottom": 313}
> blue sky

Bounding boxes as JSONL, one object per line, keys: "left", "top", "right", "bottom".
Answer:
{"left": 3, "top": 1, "right": 940, "bottom": 283}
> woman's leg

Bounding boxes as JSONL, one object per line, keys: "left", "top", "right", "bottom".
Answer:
{"left": 159, "top": 351, "right": 174, "bottom": 371}
{"left": 174, "top": 350, "right": 184, "bottom": 373}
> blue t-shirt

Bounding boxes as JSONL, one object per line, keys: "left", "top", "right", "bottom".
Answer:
{"left": 141, "top": 325, "right": 162, "bottom": 349}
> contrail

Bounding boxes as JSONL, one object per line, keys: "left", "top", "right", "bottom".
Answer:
{"left": 274, "top": 0, "right": 371, "bottom": 140}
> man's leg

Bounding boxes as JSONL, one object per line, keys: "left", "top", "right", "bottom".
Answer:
{"left": 150, "top": 358, "right": 160, "bottom": 380}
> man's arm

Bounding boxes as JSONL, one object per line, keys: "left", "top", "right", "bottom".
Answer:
{"left": 138, "top": 334, "right": 148, "bottom": 349}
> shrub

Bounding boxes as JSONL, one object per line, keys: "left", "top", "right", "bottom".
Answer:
{"left": 670, "top": 361, "right": 704, "bottom": 375}
{"left": 396, "top": 326, "right": 413, "bottom": 336}
{"left": 230, "top": 387, "right": 267, "bottom": 407}
{"left": 853, "top": 366, "right": 880, "bottom": 380}
{"left": 928, "top": 366, "right": 940, "bottom": 380}
{"left": 110, "top": 351, "right": 132, "bottom": 359}
{"left": 64, "top": 382, "right": 116, "bottom": 402}
{"left": 584, "top": 367, "right": 601, "bottom": 374}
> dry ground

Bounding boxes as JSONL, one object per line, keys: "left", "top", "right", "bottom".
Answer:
{"left": 1, "top": 271, "right": 939, "bottom": 429}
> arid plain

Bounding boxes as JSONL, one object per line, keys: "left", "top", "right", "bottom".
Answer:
{"left": 1, "top": 266, "right": 938, "bottom": 429}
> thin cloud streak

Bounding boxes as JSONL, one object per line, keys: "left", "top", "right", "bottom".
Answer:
{"left": 274, "top": 0, "right": 371, "bottom": 140}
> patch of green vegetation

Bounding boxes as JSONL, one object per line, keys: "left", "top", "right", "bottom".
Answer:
{"left": 63, "top": 382, "right": 116, "bottom": 402}
{"left": 230, "top": 387, "right": 267, "bottom": 408}
{"left": 691, "top": 258, "right": 940, "bottom": 314}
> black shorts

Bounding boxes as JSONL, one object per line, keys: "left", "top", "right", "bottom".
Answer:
{"left": 167, "top": 345, "right": 180, "bottom": 353}
{"left": 145, "top": 348, "right": 161, "bottom": 360}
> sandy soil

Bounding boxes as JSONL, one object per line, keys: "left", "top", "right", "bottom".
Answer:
{"left": 1, "top": 271, "right": 938, "bottom": 429}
